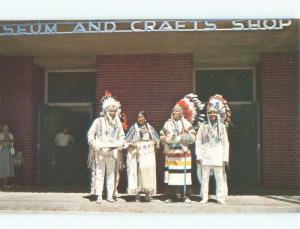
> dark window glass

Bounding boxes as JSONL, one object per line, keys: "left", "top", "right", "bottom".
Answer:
{"left": 195, "top": 69, "right": 253, "bottom": 102}
{"left": 48, "top": 72, "right": 96, "bottom": 103}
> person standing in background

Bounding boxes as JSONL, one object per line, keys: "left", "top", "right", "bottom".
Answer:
{"left": 0, "top": 123, "right": 15, "bottom": 188}
{"left": 53, "top": 127, "right": 74, "bottom": 182}
{"left": 13, "top": 150, "right": 25, "bottom": 187}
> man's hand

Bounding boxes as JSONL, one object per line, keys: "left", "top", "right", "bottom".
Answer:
{"left": 127, "top": 142, "right": 137, "bottom": 150}
{"left": 165, "top": 135, "right": 181, "bottom": 144}
{"left": 165, "top": 137, "right": 172, "bottom": 144}
{"left": 93, "top": 141, "right": 102, "bottom": 151}
{"left": 152, "top": 140, "right": 160, "bottom": 149}
{"left": 197, "top": 159, "right": 202, "bottom": 165}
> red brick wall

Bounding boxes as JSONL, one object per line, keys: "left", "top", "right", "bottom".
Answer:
{"left": 96, "top": 54, "right": 193, "bottom": 192}
{"left": 0, "top": 57, "right": 44, "bottom": 185}
{"left": 261, "top": 52, "right": 300, "bottom": 191}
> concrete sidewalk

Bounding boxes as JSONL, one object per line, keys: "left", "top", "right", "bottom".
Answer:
{"left": 0, "top": 192, "right": 299, "bottom": 213}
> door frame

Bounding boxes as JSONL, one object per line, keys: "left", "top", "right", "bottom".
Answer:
{"left": 37, "top": 69, "right": 96, "bottom": 184}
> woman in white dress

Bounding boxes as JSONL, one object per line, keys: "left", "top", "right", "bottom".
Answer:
{"left": 125, "top": 111, "right": 159, "bottom": 202}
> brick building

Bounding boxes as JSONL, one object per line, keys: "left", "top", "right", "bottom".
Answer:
{"left": 0, "top": 19, "right": 299, "bottom": 194}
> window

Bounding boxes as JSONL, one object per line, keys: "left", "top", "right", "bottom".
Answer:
{"left": 47, "top": 71, "right": 96, "bottom": 103}
{"left": 195, "top": 69, "right": 254, "bottom": 102}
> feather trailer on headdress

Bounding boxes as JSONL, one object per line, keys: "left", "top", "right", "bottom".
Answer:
{"left": 174, "top": 93, "right": 205, "bottom": 128}
{"left": 99, "top": 90, "right": 128, "bottom": 130}
{"left": 120, "top": 112, "right": 128, "bottom": 131}
{"left": 207, "top": 94, "right": 232, "bottom": 127}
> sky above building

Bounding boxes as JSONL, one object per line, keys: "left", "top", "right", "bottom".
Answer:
{"left": 0, "top": 0, "right": 299, "bottom": 20}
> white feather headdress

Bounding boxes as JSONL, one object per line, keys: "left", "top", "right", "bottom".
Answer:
{"left": 207, "top": 94, "right": 231, "bottom": 127}
{"left": 99, "top": 90, "right": 121, "bottom": 116}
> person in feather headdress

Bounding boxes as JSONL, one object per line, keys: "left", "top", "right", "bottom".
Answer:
{"left": 87, "top": 91, "right": 126, "bottom": 204}
{"left": 101, "top": 91, "right": 129, "bottom": 200}
{"left": 195, "top": 94, "right": 231, "bottom": 204}
{"left": 160, "top": 94, "right": 205, "bottom": 203}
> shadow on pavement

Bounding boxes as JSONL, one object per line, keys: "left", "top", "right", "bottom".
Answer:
{"left": 263, "top": 195, "right": 300, "bottom": 205}
{"left": 0, "top": 184, "right": 89, "bottom": 193}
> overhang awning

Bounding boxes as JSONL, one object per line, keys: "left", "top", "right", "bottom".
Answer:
{"left": 0, "top": 20, "right": 298, "bottom": 69}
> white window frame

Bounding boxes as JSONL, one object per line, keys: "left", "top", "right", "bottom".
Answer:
{"left": 45, "top": 69, "right": 96, "bottom": 105}
{"left": 193, "top": 67, "right": 256, "bottom": 105}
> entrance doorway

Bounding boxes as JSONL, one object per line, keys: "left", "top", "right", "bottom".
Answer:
{"left": 194, "top": 68, "right": 260, "bottom": 194}
{"left": 37, "top": 104, "right": 93, "bottom": 191}
{"left": 227, "top": 103, "right": 260, "bottom": 194}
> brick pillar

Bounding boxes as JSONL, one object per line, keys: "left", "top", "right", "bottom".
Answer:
{"left": 0, "top": 57, "right": 43, "bottom": 185}
{"left": 96, "top": 54, "right": 193, "bottom": 192}
{"left": 261, "top": 52, "right": 300, "bottom": 191}
{"left": 0, "top": 67, "right": 4, "bottom": 123}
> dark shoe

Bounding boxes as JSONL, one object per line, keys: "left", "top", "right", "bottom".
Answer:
{"left": 135, "top": 193, "right": 141, "bottom": 202}
{"left": 144, "top": 194, "right": 151, "bottom": 202}
{"left": 175, "top": 194, "right": 181, "bottom": 201}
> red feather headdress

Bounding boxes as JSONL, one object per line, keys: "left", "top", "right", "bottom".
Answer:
{"left": 173, "top": 93, "right": 205, "bottom": 128}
